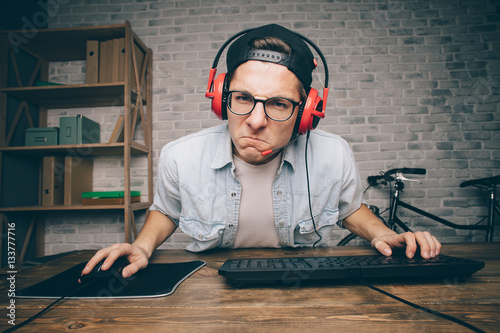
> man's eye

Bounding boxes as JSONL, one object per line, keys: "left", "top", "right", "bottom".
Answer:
{"left": 235, "top": 94, "right": 252, "bottom": 103}
{"left": 269, "top": 99, "right": 290, "bottom": 110}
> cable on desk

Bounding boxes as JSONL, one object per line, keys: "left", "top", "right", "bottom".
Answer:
{"left": 2, "top": 281, "right": 93, "bottom": 333}
{"left": 356, "top": 278, "right": 486, "bottom": 333}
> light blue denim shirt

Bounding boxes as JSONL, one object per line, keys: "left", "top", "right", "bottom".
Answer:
{"left": 151, "top": 124, "right": 363, "bottom": 252}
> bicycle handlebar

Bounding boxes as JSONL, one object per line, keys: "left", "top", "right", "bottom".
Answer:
{"left": 367, "top": 168, "right": 426, "bottom": 186}
{"left": 384, "top": 167, "right": 426, "bottom": 177}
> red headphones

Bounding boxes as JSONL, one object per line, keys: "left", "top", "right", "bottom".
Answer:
{"left": 205, "top": 28, "right": 329, "bottom": 135}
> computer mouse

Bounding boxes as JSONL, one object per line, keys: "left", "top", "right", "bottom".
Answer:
{"left": 80, "top": 257, "right": 130, "bottom": 284}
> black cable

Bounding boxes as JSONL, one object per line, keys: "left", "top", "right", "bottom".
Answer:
{"left": 2, "top": 297, "right": 65, "bottom": 333}
{"left": 304, "top": 131, "right": 322, "bottom": 247}
{"left": 356, "top": 278, "right": 486, "bottom": 333}
{"left": 363, "top": 183, "right": 374, "bottom": 194}
{"left": 3, "top": 280, "right": 94, "bottom": 333}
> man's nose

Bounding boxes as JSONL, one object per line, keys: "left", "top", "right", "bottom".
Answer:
{"left": 246, "top": 101, "right": 268, "bottom": 129}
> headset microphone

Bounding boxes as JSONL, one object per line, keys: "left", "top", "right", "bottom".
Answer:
{"left": 261, "top": 135, "right": 299, "bottom": 156}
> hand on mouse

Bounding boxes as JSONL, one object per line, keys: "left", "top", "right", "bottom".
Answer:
{"left": 80, "top": 243, "right": 149, "bottom": 282}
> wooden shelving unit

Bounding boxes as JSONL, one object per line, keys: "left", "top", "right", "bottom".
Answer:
{"left": 0, "top": 21, "right": 153, "bottom": 264}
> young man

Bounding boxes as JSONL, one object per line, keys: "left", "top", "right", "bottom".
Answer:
{"left": 82, "top": 24, "right": 440, "bottom": 279}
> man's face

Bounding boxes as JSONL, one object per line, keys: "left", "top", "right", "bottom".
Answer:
{"left": 227, "top": 60, "right": 301, "bottom": 165}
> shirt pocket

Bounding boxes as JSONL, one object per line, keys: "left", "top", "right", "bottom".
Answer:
{"left": 296, "top": 208, "right": 339, "bottom": 235}
{"left": 179, "top": 215, "right": 225, "bottom": 242}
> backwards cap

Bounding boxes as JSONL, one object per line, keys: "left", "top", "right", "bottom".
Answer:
{"left": 226, "top": 24, "right": 316, "bottom": 89}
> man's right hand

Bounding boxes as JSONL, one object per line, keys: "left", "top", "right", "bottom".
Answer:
{"left": 81, "top": 243, "right": 149, "bottom": 279}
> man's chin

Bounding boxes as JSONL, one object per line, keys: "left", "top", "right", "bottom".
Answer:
{"left": 237, "top": 148, "right": 280, "bottom": 165}
{"left": 234, "top": 147, "right": 265, "bottom": 164}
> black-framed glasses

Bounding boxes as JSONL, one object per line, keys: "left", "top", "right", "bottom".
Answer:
{"left": 226, "top": 91, "right": 301, "bottom": 121}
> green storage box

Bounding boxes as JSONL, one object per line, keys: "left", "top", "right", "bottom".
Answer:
{"left": 25, "top": 127, "right": 59, "bottom": 146}
{"left": 59, "top": 115, "right": 100, "bottom": 145}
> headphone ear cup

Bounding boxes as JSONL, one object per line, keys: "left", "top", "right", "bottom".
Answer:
{"left": 297, "top": 88, "right": 324, "bottom": 135}
{"left": 210, "top": 73, "right": 227, "bottom": 120}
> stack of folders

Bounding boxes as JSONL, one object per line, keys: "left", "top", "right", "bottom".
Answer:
{"left": 86, "top": 39, "right": 125, "bottom": 84}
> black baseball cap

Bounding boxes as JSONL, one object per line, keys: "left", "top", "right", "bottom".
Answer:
{"left": 226, "top": 24, "right": 316, "bottom": 89}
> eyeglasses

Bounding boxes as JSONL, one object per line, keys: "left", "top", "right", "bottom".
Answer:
{"left": 225, "top": 91, "right": 301, "bottom": 122}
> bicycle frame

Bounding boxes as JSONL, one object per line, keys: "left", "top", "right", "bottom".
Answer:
{"left": 388, "top": 179, "right": 496, "bottom": 242}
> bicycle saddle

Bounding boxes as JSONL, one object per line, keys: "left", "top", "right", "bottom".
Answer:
{"left": 460, "top": 175, "right": 500, "bottom": 188}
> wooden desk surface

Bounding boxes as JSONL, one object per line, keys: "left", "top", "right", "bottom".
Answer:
{"left": 1, "top": 243, "right": 499, "bottom": 332}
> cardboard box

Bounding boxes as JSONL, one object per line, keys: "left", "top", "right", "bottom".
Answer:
{"left": 25, "top": 127, "right": 59, "bottom": 146}
{"left": 64, "top": 157, "right": 93, "bottom": 205}
{"left": 59, "top": 115, "right": 100, "bottom": 145}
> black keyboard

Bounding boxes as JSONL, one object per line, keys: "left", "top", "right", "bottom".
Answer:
{"left": 218, "top": 254, "right": 485, "bottom": 284}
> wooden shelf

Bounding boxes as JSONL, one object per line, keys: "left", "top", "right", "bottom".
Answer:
{"left": 0, "top": 202, "right": 150, "bottom": 212}
{"left": 0, "top": 142, "right": 149, "bottom": 156}
{"left": 0, "top": 21, "right": 154, "bottom": 259}
{"left": 0, "top": 83, "right": 135, "bottom": 109}
{"left": 6, "top": 23, "right": 127, "bottom": 62}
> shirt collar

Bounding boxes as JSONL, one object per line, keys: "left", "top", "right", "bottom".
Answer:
{"left": 211, "top": 124, "right": 234, "bottom": 170}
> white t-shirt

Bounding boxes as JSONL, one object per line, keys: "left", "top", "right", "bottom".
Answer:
{"left": 233, "top": 153, "right": 281, "bottom": 248}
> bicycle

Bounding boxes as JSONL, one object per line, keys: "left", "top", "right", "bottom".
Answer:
{"left": 338, "top": 168, "right": 499, "bottom": 246}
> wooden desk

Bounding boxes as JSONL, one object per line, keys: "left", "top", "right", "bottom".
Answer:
{"left": 1, "top": 243, "right": 499, "bottom": 332}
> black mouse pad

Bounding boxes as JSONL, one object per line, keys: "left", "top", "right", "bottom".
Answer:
{"left": 17, "top": 260, "right": 206, "bottom": 299}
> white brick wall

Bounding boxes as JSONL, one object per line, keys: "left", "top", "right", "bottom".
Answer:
{"left": 36, "top": 0, "right": 499, "bottom": 254}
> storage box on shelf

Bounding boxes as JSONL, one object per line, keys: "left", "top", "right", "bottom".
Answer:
{"left": 0, "top": 21, "right": 153, "bottom": 265}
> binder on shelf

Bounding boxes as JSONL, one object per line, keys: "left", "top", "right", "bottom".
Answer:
{"left": 86, "top": 40, "right": 99, "bottom": 84}
{"left": 97, "top": 38, "right": 125, "bottom": 83}
{"left": 64, "top": 157, "right": 93, "bottom": 205}
{"left": 98, "top": 40, "right": 114, "bottom": 83}
{"left": 99, "top": 40, "right": 107, "bottom": 83}
{"left": 59, "top": 115, "right": 100, "bottom": 145}
{"left": 42, "top": 156, "right": 65, "bottom": 206}
{"left": 104, "top": 39, "right": 113, "bottom": 82}
{"left": 118, "top": 38, "right": 125, "bottom": 82}
{"left": 109, "top": 115, "right": 124, "bottom": 143}
{"left": 112, "top": 38, "right": 120, "bottom": 82}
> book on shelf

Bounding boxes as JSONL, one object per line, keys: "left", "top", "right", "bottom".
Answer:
{"left": 81, "top": 190, "right": 141, "bottom": 205}
{"left": 82, "top": 190, "right": 141, "bottom": 198}
{"left": 35, "top": 80, "right": 64, "bottom": 86}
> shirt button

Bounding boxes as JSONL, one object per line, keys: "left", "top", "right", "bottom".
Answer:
{"left": 279, "top": 222, "right": 284, "bottom": 227}
{"left": 198, "top": 234, "right": 204, "bottom": 239}
{"left": 282, "top": 240, "right": 287, "bottom": 245}
{"left": 228, "top": 224, "right": 234, "bottom": 228}
{"left": 231, "top": 193, "right": 236, "bottom": 197}
{"left": 277, "top": 191, "right": 282, "bottom": 196}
